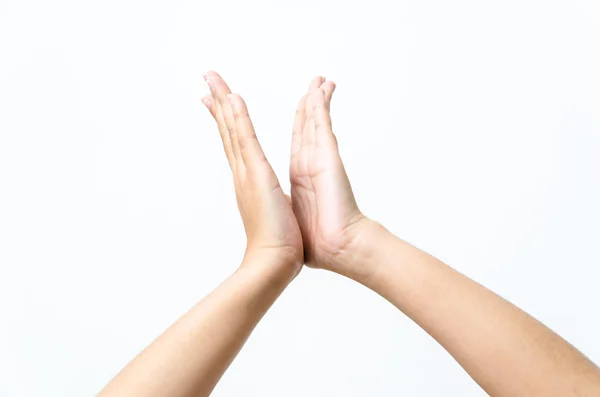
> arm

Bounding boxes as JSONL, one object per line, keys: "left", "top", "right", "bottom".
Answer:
{"left": 341, "top": 220, "right": 600, "bottom": 396}
{"left": 289, "top": 77, "right": 600, "bottom": 396}
{"left": 99, "top": 71, "right": 303, "bottom": 397}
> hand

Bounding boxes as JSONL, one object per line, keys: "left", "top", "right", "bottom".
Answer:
{"left": 290, "top": 77, "right": 370, "bottom": 271}
{"left": 202, "top": 71, "right": 303, "bottom": 275}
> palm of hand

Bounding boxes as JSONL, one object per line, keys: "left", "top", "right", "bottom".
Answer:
{"left": 235, "top": 172, "right": 302, "bottom": 258}
{"left": 290, "top": 78, "right": 363, "bottom": 268}
{"left": 203, "top": 72, "right": 303, "bottom": 269}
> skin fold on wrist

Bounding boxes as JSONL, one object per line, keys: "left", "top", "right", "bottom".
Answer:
{"left": 239, "top": 251, "right": 302, "bottom": 287}
{"left": 328, "top": 218, "right": 391, "bottom": 283}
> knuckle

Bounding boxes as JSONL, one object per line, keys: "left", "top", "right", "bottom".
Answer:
{"left": 228, "top": 125, "right": 236, "bottom": 137}
{"left": 217, "top": 120, "right": 228, "bottom": 135}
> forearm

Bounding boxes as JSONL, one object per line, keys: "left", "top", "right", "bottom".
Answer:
{"left": 336, "top": 220, "right": 600, "bottom": 397}
{"left": 98, "top": 255, "right": 297, "bottom": 397}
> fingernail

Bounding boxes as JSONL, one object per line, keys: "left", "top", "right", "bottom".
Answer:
{"left": 204, "top": 76, "right": 214, "bottom": 94}
{"left": 201, "top": 97, "right": 211, "bottom": 111}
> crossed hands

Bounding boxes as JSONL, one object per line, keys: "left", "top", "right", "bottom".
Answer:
{"left": 201, "top": 72, "right": 371, "bottom": 278}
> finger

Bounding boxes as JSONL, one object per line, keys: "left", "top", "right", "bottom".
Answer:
{"left": 227, "top": 93, "right": 268, "bottom": 170}
{"left": 312, "top": 88, "right": 337, "bottom": 149}
{"left": 308, "top": 76, "right": 325, "bottom": 92}
{"left": 302, "top": 76, "right": 324, "bottom": 148}
{"left": 304, "top": 76, "right": 325, "bottom": 118}
{"left": 285, "top": 194, "right": 292, "bottom": 206}
{"left": 202, "top": 91, "right": 235, "bottom": 169}
{"left": 201, "top": 96, "right": 213, "bottom": 114}
{"left": 204, "top": 74, "right": 236, "bottom": 169}
{"left": 320, "top": 81, "right": 336, "bottom": 110}
{"left": 291, "top": 94, "right": 307, "bottom": 158}
{"left": 205, "top": 71, "right": 243, "bottom": 169}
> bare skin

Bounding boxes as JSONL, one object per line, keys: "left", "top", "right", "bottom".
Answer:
{"left": 290, "top": 77, "right": 365, "bottom": 270}
{"left": 98, "top": 72, "right": 600, "bottom": 397}
{"left": 98, "top": 71, "right": 302, "bottom": 397}
{"left": 291, "top": 77, "right": 600, "bottom": 396}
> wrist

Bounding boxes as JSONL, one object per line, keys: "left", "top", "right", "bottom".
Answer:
{"left": 240, "top": 247, "right": 302, "bottom": 286}
{"left": 220, "top": 254, "right": 297, "bottom": 317}
{"left": 328, "top": 218, "right": 393, "bottom": 284}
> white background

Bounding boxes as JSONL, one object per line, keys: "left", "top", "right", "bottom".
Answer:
{"left": 1, "top": 0, "right": 599, "bottom": 396}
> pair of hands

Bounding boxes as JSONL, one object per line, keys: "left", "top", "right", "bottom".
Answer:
{"left": 201, "top": 71, "right": 368, "bottom": 276}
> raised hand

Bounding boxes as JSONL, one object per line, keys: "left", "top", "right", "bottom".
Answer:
{"left": 289, "top": 77, "right": 370, "bottom": 271}
{"left": 202, "top": 71, "right": 303, "bottom": 273}
{"left": 99, "top": 73, "right": 306, "bottom": 397}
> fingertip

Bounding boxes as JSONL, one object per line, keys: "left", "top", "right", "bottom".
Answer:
{"left": 321, "top": 81, "right": 336, "bottom": 104}
{"left": 201, "top": 96, "right": 212, "bottom": 112}
{"left": 308, "top": 76, "right": 325, "bottom": 92}
{"left": 204, "top": 71, "right": 233, "bottom": 102}
{"left": 204, "top": 77, "right": 214, "bottom": 95}
{"left": 204, "top": 70, "right": 220, "bottom": 80}
{"left": 203, "top": 71, "right": 216, "bottom": 87}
